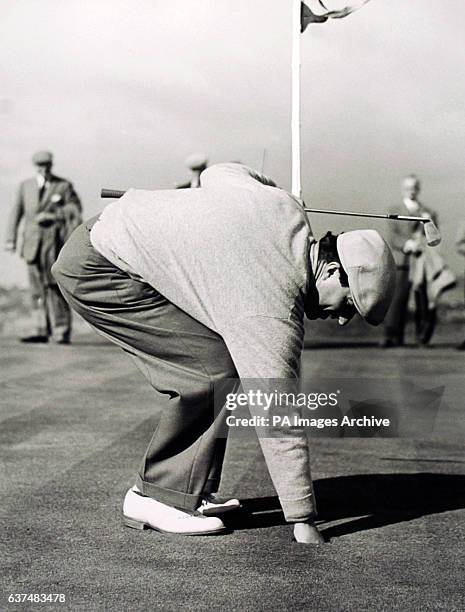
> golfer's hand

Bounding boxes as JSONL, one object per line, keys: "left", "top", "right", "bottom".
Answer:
{"left": 293, "top": 521, "right": 325, "bottom": 544}
{"left": 36, "top": 211, "right": 57, "bottom": 226}
{"left": 5, "top": 241, "right": 15, "bottom": 253}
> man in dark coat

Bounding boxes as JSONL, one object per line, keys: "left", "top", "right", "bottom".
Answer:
{"left": 5, "top": 151, "right": 82, "bottom": 343}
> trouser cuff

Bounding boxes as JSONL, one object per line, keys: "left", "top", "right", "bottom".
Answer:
{"left": 136, "top": 474, "right": 203, "bottom": 512}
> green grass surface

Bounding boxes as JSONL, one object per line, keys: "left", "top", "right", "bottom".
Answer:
{"left": 1, "top": 332, "right": 465, "bottom": 611}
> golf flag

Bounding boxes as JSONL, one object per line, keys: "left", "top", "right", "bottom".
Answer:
{"left": 301, "top": 0, "right": 372, "bottom": 32}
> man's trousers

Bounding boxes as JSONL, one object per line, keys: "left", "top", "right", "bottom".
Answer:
{"left": 27, "top": 260, "right": 71, "bottom": 341}
{"left": 384, "top": 267, "right": 437, "bottom": 346}
{"left": 52, "top": 219, "right": 238, "bottom": 512}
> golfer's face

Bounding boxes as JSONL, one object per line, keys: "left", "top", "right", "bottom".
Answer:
{"left": 310, "top": 266, "right": 355, "bottom": 322}
{"left": 319, "top": 288, "right": 354, "bottom": 321}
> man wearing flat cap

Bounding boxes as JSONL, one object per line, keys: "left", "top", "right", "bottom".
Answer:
{"left": 52, "top": 163, "right": 395, "bottom": 543}
{"left": 5, "top": 151, "right": 82, "bottom": 343}
{"left": 176, "top": 153, "right": 208, "bottom": 189}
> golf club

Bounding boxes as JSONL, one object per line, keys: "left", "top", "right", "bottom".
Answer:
{"left": 100, "top": 189, "right": 441, "bottom": 248}
{"left": 101, "top": 189, "right": 126, "bottom": 199}
{"left": 304, "top": 208, "right": 441, "bottom": 247}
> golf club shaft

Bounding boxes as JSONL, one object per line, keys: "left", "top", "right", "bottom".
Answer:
{"left": 304, "top": 208, "right": 428, "bottom": 224}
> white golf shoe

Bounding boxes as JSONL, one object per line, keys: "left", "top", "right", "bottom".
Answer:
{"left": 123, "top": 487, "right": 226, "bottom": 535}
{"left": 197, "top": 494, "right": 241, "bottom": 517}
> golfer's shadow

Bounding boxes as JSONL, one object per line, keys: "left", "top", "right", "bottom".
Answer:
{"left": 225, "top": 473, "right": 465, "bottom": 540}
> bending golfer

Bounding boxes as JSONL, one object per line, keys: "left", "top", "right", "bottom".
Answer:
{"left": 52, "top": 163, "right": 396, "bottom": 543}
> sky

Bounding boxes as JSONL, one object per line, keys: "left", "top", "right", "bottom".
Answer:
{"left": 1, "top": 0, "right": 464, "bottom": 287}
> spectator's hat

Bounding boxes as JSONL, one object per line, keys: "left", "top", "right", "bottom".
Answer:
{"left": 32, "top": 151, "right": 53, "bottom": 166}
{"left": 185, "top": 153, "right": 208, "bottom": 171}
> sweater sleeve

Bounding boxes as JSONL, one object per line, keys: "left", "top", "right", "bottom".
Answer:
{"left": 222, "top": 314, "right": 316, "bottom": 522}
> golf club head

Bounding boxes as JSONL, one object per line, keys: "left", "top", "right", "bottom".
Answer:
{"left": 423, "top": 220, "right": 441, "bottom": 247}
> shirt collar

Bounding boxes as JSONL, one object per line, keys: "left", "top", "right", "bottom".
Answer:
{"left": 36, "top": 174, "right": 46, "bottom": 189}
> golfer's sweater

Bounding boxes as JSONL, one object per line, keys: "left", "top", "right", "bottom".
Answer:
{"left": 91, "top": 163, "right": 316, "bottom": 521}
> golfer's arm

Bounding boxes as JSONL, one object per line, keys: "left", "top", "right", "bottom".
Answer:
{"left": 223, "top": 316, "right": 316, "bottom": 523}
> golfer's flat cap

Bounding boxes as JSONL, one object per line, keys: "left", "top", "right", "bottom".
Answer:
{"left": 32, "top": 151, "right": 53, "bottom": 165}
{"left": 337, "top": 230, "right": 396, "bottom": 326}
{"left": 185, "top": 153, "right": 208, "bottom": 171}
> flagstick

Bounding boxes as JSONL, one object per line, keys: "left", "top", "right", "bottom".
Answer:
{"left": 291, "top": 0, "right": 302, "bottom": 199}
